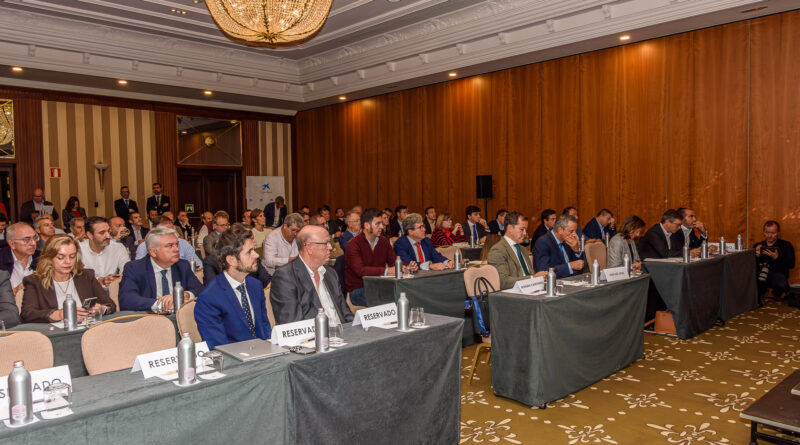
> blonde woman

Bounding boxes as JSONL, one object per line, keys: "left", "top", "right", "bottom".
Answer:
{"left": 21, "top": 235, "right": 116, "bottom": 323}
{"left": 250, "top": 209, "right": 272, "bottom": 247}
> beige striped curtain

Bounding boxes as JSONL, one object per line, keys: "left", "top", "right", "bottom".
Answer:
{"left": 41, "top": 101, "right": 157, "bottom": 227}
{"left": 258, "top": 121, "right": 292, "bottom": 212}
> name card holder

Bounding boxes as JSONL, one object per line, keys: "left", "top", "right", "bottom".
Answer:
{"left": 132, "top": 342, "right": 209, "bottom": 379}
{"left": 504, "top": 276, "right": 545, "bottom": 295}
{"left": 600, "top": 267, "right": 629, "bottom": 282}
{"left": 0, "top": 365, "right": 72, "bottom": 420}
{"left": 269, "top": 319, "right": 316, "bottom": 347}
{"left": 352, "top": 303, "right": 398, "bottom": 329}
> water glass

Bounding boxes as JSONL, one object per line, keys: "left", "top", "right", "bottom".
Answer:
{"left": 329, "top": 323, "right": 345, "bottom": 346}
{"left": 43, "top": 382, "right": 72, "bottom": 414}
{"left": 0, "top": 320, "right": 5, "bottom": 331}
{"left": 200, "top": 350, "right": 224, "bottom": 373}
{"left": 94, "top": 305, "right": 106, "bottom": 323}
{"left": 409, "top": 307, "right": 426, "bottom": 328}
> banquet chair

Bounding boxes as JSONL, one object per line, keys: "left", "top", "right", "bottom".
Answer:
{"left": 585, "top": 242, "right": 607, "bottom": 272}
{"left": 14, "top": 286, "right": 23, "bottom": 312}
{"left": 176, "top": 299, "right": 202, "bottom": 343}
{"left": 436, "top": 245, "right": 458, "bottom": 262}
{"left": 107, "top": 277, "right": 121, "bottom": 309}
{"left": 264, "top": 287, "right": 276, "bottom": 328}
{"left": 0, "top": 331, "right": 53, "bottom": 377}
{"left": 463, "top": 265, "right": 500, "bottom": 385}
{"left": 81, "top": 314, "right": 175, "bottom": 375}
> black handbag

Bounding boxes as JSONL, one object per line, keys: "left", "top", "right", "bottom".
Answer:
{"left": 468, "top": 276, "right": 495, "bottom": 336}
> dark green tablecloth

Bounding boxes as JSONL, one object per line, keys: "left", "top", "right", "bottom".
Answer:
{"left": 14, "top": 311, "right": 178, "bottom": 377}
{"left": 364, "top": 269, "right": 476, "bottom": 346}
{"left": 718, "top": 250, "right": 759, "bottom": 320}
{"left": 490, "top": 274, "right": 649, "bottom": 407}
{"left": 1, "top": 315, "right": 464, "bottom": 445}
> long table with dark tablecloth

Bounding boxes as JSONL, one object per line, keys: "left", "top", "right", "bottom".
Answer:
{"left": 644, "top": 249, "right": 758, "bottom": 339}
{"left": 489, "top": 274, "right": 649, "bottom": 407}
{"left": 13, "top": 311, "right": 178, "bottom": 378}
{"left": 364, "top": 269, "right": 476, "bottom": 346}
{"left": 1, "top": 314, "right": 463, "bottom": 445}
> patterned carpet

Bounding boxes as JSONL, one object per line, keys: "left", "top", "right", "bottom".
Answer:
{"left": 460, "top": 299, "right": 800, "bottom": 444}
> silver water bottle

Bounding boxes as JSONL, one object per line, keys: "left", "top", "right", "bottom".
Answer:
{"left": 190, "top": 257, "right": 196, "bottom": 272}
{"left": 177, "top": 332, "right": 196, "bottom": 385}
{"left": 591, "top": 259, "right": 600, "bottom": 285}
{"left": 604, "top": 232, "right": 610, "bottom": 249}
{"left": 8, "top": 361, "right": 34, "bottom": 425}
{"left": 172, "top": 281, "right": 184, "bottom": 313}
{"left": 63, "top": 294, "right": 77, "bottom": 331}
{"left": 394, "top": 256, "right": 403, "bottom": 279}
{"left": 315, "top": 308, "right": 329, "bottom": 352}
{"left": 397, "top": 292, "right": 410, "bottom": 331}
{"left": 701, "top": 240, "right": 708, "bottom": 259}
{"left": 720, "top": 236, "right": 726, "bottom": 254}
{"left": 623, "top": 253, "right": 631, "bottom": 276}
{"left": 546, "top": 268, "right": 556, "bottom": 296}
{"left": 736, "top": 234, "right": 743, "bottom": 251}
{"left": 454, "top": 249, "right": 462, "bottom": 270}
{"left": 580, "top": 234, "right": 586, "bottom": 253}
{"left": 682, "top": 245, "right": 690, "bottom": 263}
{"left": 470, "top": 234, "right": 475, "bottom": 248}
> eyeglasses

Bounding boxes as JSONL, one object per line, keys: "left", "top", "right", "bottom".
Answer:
{"left": 308, "top": 241, "right": 332, "bottom": 247}
{"left": 215, "top": 223, "right": 230, "bottom": 228}
{"left": 13, "top": 234, "right": 40, "bottom": 244}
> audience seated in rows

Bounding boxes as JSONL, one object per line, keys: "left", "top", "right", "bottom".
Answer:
{"left": 637, "top": 209, "right": 684, "bottom": 259}
{"left": 249, "top": 209, "right": 271, "bottom": 247}
{"left": 423, "top": 206, "right": 437, "bottom": 234}
{"left": 488, "top": 209, "right": 507, "bottom": 236}
{"left": 531, "top": 209, "right": 556, "bottom": 253}
{"left": 203, "top": 211, "right": 230, "bottom": 259}
{"left": 583, "top": 208, "right": 616, "bottom": 241}
{"left": 262, "top": 213, "right": 303, "bottom": 275}
{"left": 487, "top": 211, "right": 545, "bottom": 289}
{"left": 79, "top": 216, "right": 130, "bottom": 286}
{"left": 337, "top": 210, "right": 362, "bottom": 252}
{"left": 135, "top": 217, "right": 203, "bottom": 268}
{"left": 203, "top": 224, "right": 272, "bottom": 288}
{"left": 533, "top": 214, "right": 586, "bottom": 278}
{"left": 34, "top": 215, "right": 56, "bottom": 252}
{"left": 431, "top": 213, "right": 466, "bottom": 247}
{"left": 393, "top": 213, "right": 451, "bottom": 270}
{"left": 462, "top": 205, "right": 489, "bottom": 244}
{"left": 606, "top": 215, "right": 645, "bottom": 272}
{"left": 1, "top": 222, "right": 40, "bottom": 293}
{"left": 0, "top": 270, "right": 19, "bottom": 328}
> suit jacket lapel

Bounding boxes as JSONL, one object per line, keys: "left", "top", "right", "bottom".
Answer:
{"left": 548, "top": 233, "right": 566, "bottom": 266}
{"left": 220, "top": 275, "right": 251, "bottom": 330}
{"left": 293, "top": 260, "right": 321, "bottom": 311}
{"left": 502, "top": 241, "right": 522, "bottom": 276}
{"left": 144, "top": 259, "right": 157, "bottom": 299}
{"left": 43, "top": 281, "right": 58, "bottom": 309}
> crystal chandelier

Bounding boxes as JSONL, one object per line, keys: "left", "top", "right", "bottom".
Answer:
{"left": 0, "top": 100, "right": 13, "bottom": 147}
{"left": 205, "top": 0, "right": 333, "bottom": 48}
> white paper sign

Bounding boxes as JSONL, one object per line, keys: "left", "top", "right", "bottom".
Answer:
{"left": 600, "top": 267, "right": 629, "bottom": 282}
{"left": 269, "top": 319, "right": 316, "bottom": 347}
{"left": 505, "top": 276, "right": 545, "bottom": 295}
{"left": 0, "top": 365, "right": 72, "bottom": 420}
{"left": 352, "top": 303, "right": 398, "bottom": 329}
{"left": 725, "top": 243, "right": 736, "bottom": 252}
{"left": 132, "top": 342, "right": 209, "bottom": 379}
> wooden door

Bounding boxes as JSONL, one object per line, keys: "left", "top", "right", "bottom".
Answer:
{"left": 176, "top": 168, "right": 241, "bottom": 226}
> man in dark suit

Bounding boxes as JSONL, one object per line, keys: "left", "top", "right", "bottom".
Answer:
{"left": 393, "top": 213, "right": 451, "bottom": 269}
{"left": 194, "top": 225, "right": 272, "bottom": 349}
{"left": 562, "top": 206, "right": 583, "bottom": 240}
{"left": 122, "top": 212, "right": 148, "bottom": 259}
{"left": 583, "top": 209, "right": 616, "bottom": 241}
{"left": 462, "top": 205, "right": 490, "bottom": 244}
{"left": 390, "top": 205, "right": 408, "bottom": 237}
{"left": 19, "top": 188, "right": 59, "bottom": 224}
{"left": 202, "top": 224, "right": 272, "bottom": 287}
{"left": 203, "top": 211, "right": 230, "bottom": 259}
{"left": 146, "top": 182, "right": 170, "bottom": 215}
{"left": 673, "top": 207, "right": 709, "bottom": 250}
{"left": 270, "top": 225, "right": 353, "bottom": 325}
{"left": 637, "top": 209, "right": 684, "bottom": 259}
{"left": 263, "top": 196, "right": 287, "bottom": 228}
{"left": 0, "top": 223, "right": 41, "bottom": 292}
{"left": 533, "top": 214, "right": 586, "bottom": 278}
{"left": 114, "top": 186, "right": 139, "bottom": 219}
{"left": 423, "top": 206, "right": 437, "bottom": 234}
{"left": 118, "top": 226, "right": 204, "bottom": 311}
{"left": 488, "top": 209, "right": 508, "bottom": 236}
{"left": 531, "top": 209, "right": 556, "bottom": 249}
{"left": 0, "top": 269, "right": 19, "bottom": 329}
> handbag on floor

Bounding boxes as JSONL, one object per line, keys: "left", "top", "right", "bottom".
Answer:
{"left": 654, "top": 310, "right": 677, "bottom": 335}
{"left": 468, "top": 277, "right": 494, "bottom": 337}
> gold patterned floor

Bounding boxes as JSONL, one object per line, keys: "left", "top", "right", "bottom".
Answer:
{"left": 460, "top": 299, "right": 800, "bottom": 444}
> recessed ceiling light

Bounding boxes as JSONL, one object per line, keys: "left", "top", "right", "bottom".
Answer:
{"left": 741, "top": 6, "right": 767, "bottom": 13}
{"left": 11, "top": 66, "right": 23, "bottom": 72}
{"left": 117, "top": 79, "right": 128, "bottom": 85}
{"left": 448, "top": 72, "right": 457, "bottom": 77}
{"left": 338, "top": 96, "right": 347, "bottom": 101}
{"left": 619, "top": 34, "right": 631, "bottom": 41}
{"left": 180, "top": 130, "right": 188, "bottom": 135}
{"left": 203, "top": 90, "right": 213, "bottom": 96}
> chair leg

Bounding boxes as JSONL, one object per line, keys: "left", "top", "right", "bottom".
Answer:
{"left": 469, "top": 344, "right": 491, "bottom": 385}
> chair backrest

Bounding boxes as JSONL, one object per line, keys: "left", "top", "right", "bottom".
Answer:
{"left": 264, "top": 287, "right": 276, "bottom": 328}
{"left": 176, "top": 300, "right": 202, "bottom": 343}
{"left": 81, "top": 315, "right": 176, "bottom": 375}
{"left": 481, "top": 234, "right": 503, "bottom": 261}
{"left": 463, "top": 265, "right": 501, "bottom": 297}
{"left": 0, "top": 331, "right": 54, "bottom": 377}
{"left": 436, "top": 246, "right": 458, "bottom": 262}
{"left": 14, "top": 286, "right": 24, "bottom": 312}
{"left": 107, "top": 277, "right": 121, "bottom": 310}
{"left": 194, "top": 269, "right": 204, "bottom": 283}
{"left": 585, "top": 242, "right": 607, "bottom": 271}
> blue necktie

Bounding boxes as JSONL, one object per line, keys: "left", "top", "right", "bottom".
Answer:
{"left": 160, "top": 270, "right": 169, "bottom": 297}
{"left": 472, "top": 224, "right": 478, "bottom": 241}
{"left": 558, "top": 242, "right": 571, "bottom": 265}
{"left": 237, "top": 284, "right": 257, "bottom": 338}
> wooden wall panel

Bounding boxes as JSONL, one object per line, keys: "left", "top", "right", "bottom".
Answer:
{"left": 507, "top": 64, "right": 542, "bottom": 229}
{"left": 12, "top": 98, "right": 43, "bottom": 207}
{"left": 749, "top": 11, "right": 800, "bottom": 257}
{"left": 154, "top": 111, "right": 178, "bottom": 201}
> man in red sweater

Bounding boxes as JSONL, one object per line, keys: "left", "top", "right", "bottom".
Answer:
{"left": 345, "top": 207, "right": 415, "bottom": 306}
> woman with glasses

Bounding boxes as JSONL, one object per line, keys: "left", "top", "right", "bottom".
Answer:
{"left": 21, "top": 234, "right": 116, "bottom": 323}
{"left": 61, "top": 196, "right": 87, "bottom": 230}
{"left": 431, "top": 214, "right": 467, "bottom": 247}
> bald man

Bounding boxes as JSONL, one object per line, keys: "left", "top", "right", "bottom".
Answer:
{"left": 20, "top": 188, "right": 58, "bottom": 224}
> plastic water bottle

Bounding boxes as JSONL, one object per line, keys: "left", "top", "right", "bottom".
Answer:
{"left": 315, "top": 308, "right": 329, "bottom": 352}
{"left": 395, "top": 256, "right": 403, "bottom": 279}
{"left": 591, "top": 259, "right": 600, "bottom": 285}
{"left": 604, "top": 232, "right": 610, "bottom": 249}
{"left": 177, "top": 332, "right": 196, "bottom": 385}
{"left": 63, "top": 294, "right": 77, "bottom": 331}
{"left": 397, "top": 292, "right": 410, "bottom": 331}
{"left": 172, "top": 281, "right": 184, "bottom": 313}
{"left": 546, "top": 268, "right": 556, "bottom": 296}
{"left": 683, "top": 245, "right": 690, "bottom": 263}
{"left": 720, "top": 237, "right": 726, "bottom": 254}
{"left": 580, "top": 234, "right": 586, "bottom": 253}
{"left": 623, "top": 253, "right": 631, "bottom": 276}
{"left": 454, "top": 249, "right": 462, "bottom": 271}
{"left": 701, "top": 241, "right": 708, "bottom": 259}
{"left": 8, "top": 361, "right": 34, "bottom": 425}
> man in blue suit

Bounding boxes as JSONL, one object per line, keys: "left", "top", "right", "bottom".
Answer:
{"left": 194, "top": 224, "right": 271, "bottom": 350}
{"left": 118, "top": 226, "right": 204, "bottom": 311}
{"left": 534, "top": 214, "right": 586, "bottom": 278}
{"left": 263, "top": 196, "right": 287, "bottom": 228}
{"left": 583, "top": 208, "right": 616, "bottom": 241}
{"left": 393, "top": 213, "right": 451, "bottom": 270}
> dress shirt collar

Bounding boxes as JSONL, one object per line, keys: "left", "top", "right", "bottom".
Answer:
{"left": 150, "top": 257, "right": 170, "bottom": 274}
{"left": 298, "top": 255, "right": 326, "bottom": 281}
{"left": 13, "top": 253, "right": 32, "bottom": 270}
{"left": 504, "top": 235, "right": 518, "bottom": 248}
{"left": 223, "top": 270, "right": 246, "bottom": 289}
{"left": 659, "top": 223, "right": 671, "bottom": 240}
{"left": 550, "top": 230, "right": 564, "bottom": 246}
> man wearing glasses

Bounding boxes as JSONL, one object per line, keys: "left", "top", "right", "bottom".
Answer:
{"left": 270, "top": 225, "right": 353, "bottom": 325}
{"left": 637, "top": 209, "right": 685, "bottom": 259}
{"left": 20, "top": 188, "right": 59, "bottom": 224}
{"left": 202, "top": 211, "right": 231, "bottom": 259}
{"left": 393, "top": 213, "right": 451, "bottom": 271}
{"left": 0, "top": 223, "right": 41, "bottom": 293}
{"left": 262, "top": 213, "right": 304, "bottom": 275}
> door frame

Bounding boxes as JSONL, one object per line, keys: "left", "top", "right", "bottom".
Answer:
{"left": 176, "top": 166, "right": 242, "bottom": 226}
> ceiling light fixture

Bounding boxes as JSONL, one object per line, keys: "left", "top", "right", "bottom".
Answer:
{"left": 338, "top": 96, "right": 346, "bottom": 101}
{"left": 117, "top": 79, "right": 128, "bottom": 85}
{"left": 619, "top": 34, "right": 631, "bottom": 41}
{"left": 203, "top": 90, "right": 213, "bottom": 96}
{"left": 205, "top": 0, "right": 333, "bottom": 47}
{"left": 11, "top": 66, "right": 23, "bottom": 72}
{"left": 448, "top": 72, "right": 457, "bottom": 77}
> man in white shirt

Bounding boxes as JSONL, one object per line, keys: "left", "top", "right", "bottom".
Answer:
{"left": 1, "top": 223, "right": 40, "bottom": 293}
{"left": 270, "top": 225, "right": 353, "bottom": 325}
{"left": 262, "top": 213, "right": 304, "bottom": 274}
{"left": 134, "top": 217, "right": 203, "bottom": 269}
{"left": 67, "top": 217, "right": 86, "bottom": 242}
{"left": 79, "top": 217, "right": 130, "bottom": 286}
{"left": 195, "top": 211, "right": 214, "bottom": 249}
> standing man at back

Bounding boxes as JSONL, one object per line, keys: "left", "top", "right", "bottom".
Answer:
{"left": 146, "top": 182, "right": 170, "bottom": 215}
{"left": 114, "top": 186, "right": 139, "bottom": 219}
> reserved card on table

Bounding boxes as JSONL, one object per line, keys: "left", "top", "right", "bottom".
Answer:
{"left": 0, "top": 365, "right": 72, "bottom": 420}
{"left": 352, "top": 303, "right": 398, "bottom": 329}
{"left": 270, "top": 319, "right": 316, "bottom": 347}
{"left": 505, "top": 276, "right": 545, "bottom": 295}
{"left": 132, "top": 342, "right": 209, "bottom": 379}
{"left": 600, "top": 267, "right": 629, "bottom": 282}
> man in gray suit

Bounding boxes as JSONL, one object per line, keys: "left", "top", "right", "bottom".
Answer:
{"left": 487, "top": 211, "right": 546, "bottom": 289}
{"left": 203, "top": 211, "right": 230, "bottom": 259}
{"left": 0, "top": 269, "right": 20, "bottom": 328}
{"left": 269, "top": 225, "right": 353, "bottom": 325}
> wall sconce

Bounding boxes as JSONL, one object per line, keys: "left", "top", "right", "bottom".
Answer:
{"left": 94, "top": 162, "right": 109, "bottom": 190}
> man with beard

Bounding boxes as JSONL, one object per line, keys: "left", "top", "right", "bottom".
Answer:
{"left": 79, "top": 217, "right": 130, "bottom": 286}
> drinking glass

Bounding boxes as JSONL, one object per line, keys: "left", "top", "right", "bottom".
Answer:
{"left": 199, "top": 350, "right": 224, "bottom": 373}
{"left": 329, "top": 323, "right": 345, "bottom": 346}
{"left": 410, "top": 307, "right": 426, "bottom": 328}
{"left": 0, "top": 320, "right": 5, "bottom": 331}
{"left": 43, "top": 382, "right": 72, "bottom": 415}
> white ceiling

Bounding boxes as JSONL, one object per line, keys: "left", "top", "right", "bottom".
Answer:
{"left": 0, "top": 0, "right": 796, "bottom": 115}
